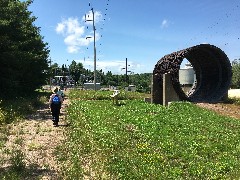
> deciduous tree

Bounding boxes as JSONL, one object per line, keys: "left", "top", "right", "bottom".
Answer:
{"left": 232, "top": 59, "right": 240, "bottom": 88}
{"left": 0, "top": 0, "right": 49, "bottom": 97}
{"left": 69, "top": 60, "right": 84, "bottom": 85}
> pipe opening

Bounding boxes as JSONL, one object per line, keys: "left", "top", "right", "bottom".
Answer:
{"left": 152, "top": 44, "right": 232, "bottom": 104}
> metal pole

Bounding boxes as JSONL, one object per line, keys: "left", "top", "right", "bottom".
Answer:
{"left": 49, "top": 59, "right": 52, "bottom": 90}
{"left": 92, "top": 8, "right": 97, "bottom": 91}
{"left": 125, "top": 58, "right": 128, "bottom": 85}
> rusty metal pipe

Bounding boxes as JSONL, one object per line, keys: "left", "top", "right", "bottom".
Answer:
{"left": 152, "top": 44, "right": 232, "bottom": 104}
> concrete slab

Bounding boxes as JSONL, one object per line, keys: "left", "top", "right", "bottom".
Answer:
{"left": 228, "top": 89, "right": 240, "bottom": 98}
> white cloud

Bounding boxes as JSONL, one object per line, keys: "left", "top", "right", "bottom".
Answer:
{"left": 161, "top": 19, "right": 170, "bottom": 28}
{"left": 56, "top": 12, "right": 103, "bottom": 54}
{"left": 56, "top": 23, "right": 65, "bottom": 33}
{"left": 67, "top": 46, "right": 80, "bottom": 54}
{"left": 56, "top": 17, "right": 87, "bottom": 53}
{"left": 56, "top": 17, "right": 84, "bottom": 35}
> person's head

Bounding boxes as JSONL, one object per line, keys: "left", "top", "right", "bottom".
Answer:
{"left": 54, "top": 87, "right": 58, "bottom": 93}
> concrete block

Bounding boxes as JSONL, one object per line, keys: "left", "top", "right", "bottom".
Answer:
{"left": 163, "top": 73, "right": 180, "bottom": 106}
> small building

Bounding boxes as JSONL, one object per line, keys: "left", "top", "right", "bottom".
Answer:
{"left": 125, "top": 85, "right": 136, "bottom": 92}
{"left": 83, "top": 83, "right": 101, "bottom": 90}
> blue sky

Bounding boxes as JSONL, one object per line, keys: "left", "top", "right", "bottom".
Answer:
{"left": 28, "top": 0, "right": 240, "bottom": 74}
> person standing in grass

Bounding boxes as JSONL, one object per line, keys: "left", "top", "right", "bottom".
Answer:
{"left": 49, "top": 88, "right": 63, "bottom": 126}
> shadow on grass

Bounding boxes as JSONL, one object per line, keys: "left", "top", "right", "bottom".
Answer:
{"left": 57, "top": 124, "right": 70, "bottom": 127}
{"left": 0, "top": 163, "right": 59, "bottom": 179}
{"left": 0, "top": 91, "right": 53, "bottom": 124}
{"left": 25, "top": 102, "right": 52, "bottom": 121}
{"left": 224, "top": 98, "right": 240, "bottom": 105}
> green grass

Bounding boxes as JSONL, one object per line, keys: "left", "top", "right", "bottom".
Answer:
{"left": 58, "top": 90, "right": 240, "bottom": 179}
{"left": 68, "top": 89, "right": 146, "bottom": 101}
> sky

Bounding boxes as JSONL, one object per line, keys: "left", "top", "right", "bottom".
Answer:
{"left": 27, "top": 0, "right": 240, "bottom": 74}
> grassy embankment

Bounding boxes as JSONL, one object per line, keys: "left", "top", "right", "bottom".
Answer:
{"left": 58, "top": 90, "right": 240, "bottom": 179}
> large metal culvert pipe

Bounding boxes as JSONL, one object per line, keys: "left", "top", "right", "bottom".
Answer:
{"left": 152, "top": 44, "right": 232, "bottom": 104}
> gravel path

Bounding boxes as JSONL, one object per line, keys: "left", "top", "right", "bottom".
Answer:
{"left": 196, "top": 102, "right": 240, "bottom": 120}
{"left": 1, "top": 97, "right": 69, "bottom": 179}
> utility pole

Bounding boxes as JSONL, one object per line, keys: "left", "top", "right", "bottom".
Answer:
{"left": 93, "top": 8, "right": 96, "bottom": 91}
{"left": 121, "top": 58, "right": 131, "bottom": 85}
{"left": 49, "top": 59, "right": 52, "bottom": 90}
{"left": 125, "top": 58, "right": 128, "bottom": 84}
{"left": 86, "top": 7, "right": 97, "bottom": 91}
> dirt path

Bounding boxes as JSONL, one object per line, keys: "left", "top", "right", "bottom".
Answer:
{"left": 1, "top": 96, "right": 69, "bottom": 179}
{"left": 196, "top": 102, "right": 240, "bottom": 120}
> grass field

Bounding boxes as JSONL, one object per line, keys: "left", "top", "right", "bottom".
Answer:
{"left": 58, "top": 90, "right": 240, "bottom": 179}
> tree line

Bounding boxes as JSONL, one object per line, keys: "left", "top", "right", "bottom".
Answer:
{"left": 50, "top": 60, "right": 152, "bottom": 93}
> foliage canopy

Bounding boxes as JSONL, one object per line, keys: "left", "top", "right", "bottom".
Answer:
{"left": 231, "top": 59, "right": 240, "bottom": 88}
{"left": 0, "top": 0, "right": 49, "bottom": 98}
